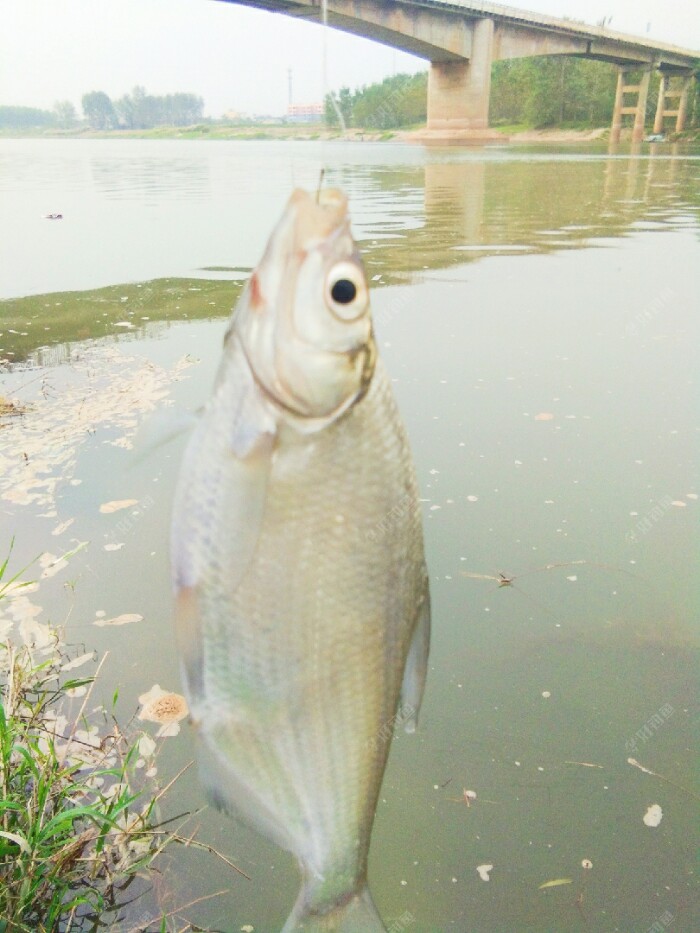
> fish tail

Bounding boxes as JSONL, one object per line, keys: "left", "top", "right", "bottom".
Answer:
{"left": 281, "top": 882, "right": 386, "bottom": 932}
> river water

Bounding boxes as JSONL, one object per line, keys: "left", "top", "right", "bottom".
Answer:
{"left": 1, "top": 138, "right": 698, "bottom": 932}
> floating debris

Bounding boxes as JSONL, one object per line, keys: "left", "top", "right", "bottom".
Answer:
{"left": 643, "top": 804, "right": 663, "bottom": 827}
{"left": 476, "top": 864, "right": 493, "bottom": 882}
{"left": 51, "top": 519, "right": 75, "bottom": 536}
{"left": 0, "top": 396, "right": 31, "bottom": 420}
{"left": 539, "top": 878, "right": 572, "bottom": 889}
{"left": 61, "top": 651, "right": 94, "bottom": 672}
{"left": 93, "top": 613, "right": 143, "bottom": 627}
{"left": 581, "top": 859, "right": 593, "bottom": 870}
{"left": 627, "top": 757, "right": 654, "bottom": 775}
{"left": 0, "top": 346, "right": 192, "bottom": 510}
{"left": 138, "top": 684, "right": 189, "bottom": 737}
{"left": 100, "top": 499, "right": 139, "bottom": 514}
{"left": 534, "top": 412, "right": 555, "bottom": 421}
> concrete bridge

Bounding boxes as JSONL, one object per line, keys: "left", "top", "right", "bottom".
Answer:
{"left": 217, "top": 0, "right": 699, "bottom": 141}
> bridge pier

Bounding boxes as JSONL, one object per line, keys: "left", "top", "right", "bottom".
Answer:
{"left": 653, "top": 73, "right": 694, "bottom": 134}
{"left": 611, "top": 67, "right": 651, "bottom": 144}
{"left": 424, "top": 18, "right": 501, "bottom": 141}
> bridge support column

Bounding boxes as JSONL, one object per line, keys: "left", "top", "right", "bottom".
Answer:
{"left": 425, "top": 18, "right": 500, "bottom": 141}
{"left": 611, "top": 70, "right": 625, "bottom": 143}
{"left": 675, "top": 75, "right": 693, "bottom": 132}
{"left": 652, "top": 72, "right": 694, "bottom": 135}
{"left": 653, "top": 74, "right": 668, "bottom": 134}
{"left": 632, "top": 70, "right": 651, "bottom": 143}
{"left": 611, "top": 67, "right": 651, "bottom": 144}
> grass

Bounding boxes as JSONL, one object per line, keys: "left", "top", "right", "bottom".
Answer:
{"left": 0, "top": 276, "right": 243, "bottom": 364}
{"left": 0, "top": 642, "right": 159, "bottom": 931}
{"left": 0, "top": 545, "right": 242, "bottom": 931}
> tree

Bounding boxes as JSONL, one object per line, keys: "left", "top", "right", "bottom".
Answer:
{"left": 53, "top": 100, "right": 77, "bottom": 128}
{"left": 113, "top": 87, "right": 204, "bottom": 129}
{"left": 82, "top": 91, "right": 116, "bottom": 130}
{"left": 0, "top": 106, "right": 54, "bottom": 129}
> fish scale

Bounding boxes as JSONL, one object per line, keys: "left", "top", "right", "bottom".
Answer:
{"left": 172, "top": 188, "right": 429, "bottom": 931}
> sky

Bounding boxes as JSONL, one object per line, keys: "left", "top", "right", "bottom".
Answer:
{"left": 1, "top": 0, "right": 699, "bottom": 118}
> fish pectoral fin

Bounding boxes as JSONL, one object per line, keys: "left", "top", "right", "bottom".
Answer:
{"left": 174, "top": 584, "right": 205, "bottom": 706}
{"left": 282, "top": 884, "right": 387, "bottom": 933}
{"left": 129, "top": 407, "right": 199, "bottom": 465}
{"left": 400, "top": 577, "right": 431, "bottom": 734}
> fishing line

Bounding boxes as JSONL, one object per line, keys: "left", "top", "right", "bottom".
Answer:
{"left": 321, "top": 0, "right": 347, "bottom": 134}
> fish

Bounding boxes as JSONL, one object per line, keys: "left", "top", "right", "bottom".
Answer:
{"left": 171, "top": 187, "right": 430, "bottom": 932}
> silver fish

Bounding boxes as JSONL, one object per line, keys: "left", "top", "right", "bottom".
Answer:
{"left": 171, "top": 188, "right": 430, "bottom": 932}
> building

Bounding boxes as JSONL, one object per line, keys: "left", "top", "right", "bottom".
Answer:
{"left": 286, "top": 103, "right": 323, "bottom": 124}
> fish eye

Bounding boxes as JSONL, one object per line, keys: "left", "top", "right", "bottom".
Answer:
{"left": 331, "top": 278, "right": 356, "bottom": 304}
{"left": 326, "top": 262, "right": 367, "bottom": 322}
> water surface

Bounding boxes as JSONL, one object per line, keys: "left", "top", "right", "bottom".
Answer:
{"left": 1, "top": 138, "right": 698, "bottom": 932}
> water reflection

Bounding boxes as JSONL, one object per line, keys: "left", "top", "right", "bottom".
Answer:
{"left": 362, "top": 148, "right": 700, "bottom": 281}
{"left": 2, "top": 143, "right": 699, "bottom": 364}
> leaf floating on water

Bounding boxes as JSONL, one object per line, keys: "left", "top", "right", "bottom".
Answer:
{"left": 61, "top": 651, "right": 94, "bottom": 672}
{"left": 539, "top": 878, "right": 573, "bottom": 889}
{"left": 51, "top": 519, "right": 75, "bottom": 536}
{"left": 534, "top": 412, "right": 555, "bottom": 421}
{"left": 94, "top": 612, "right": 143, "bottom": 627}
{"left": 100, "top": 499, "right": 138, "bottom": 514}
{"left": 138, "top": 683, "right": 188, "bottom": 737}
{"left": 565, "top": 760, "right": 604, "bottom": 769}
{"left": 643, "top": 804, "right": 663, "bottom": 827}
{"left": 627, "top": 757, "right": 655, "bottom": 775}
{"left": 138, "top": 734, "right": 157, "bottom": 757}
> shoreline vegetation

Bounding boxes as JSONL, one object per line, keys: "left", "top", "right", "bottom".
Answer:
{"left": 3, "top": 123, "right": 698, "bottom": 144}
{"left": 0, "top": 523, "right": 243, "bottom": 930}
{"left": 3, "top": 63, "right": 697, "bottom": 145}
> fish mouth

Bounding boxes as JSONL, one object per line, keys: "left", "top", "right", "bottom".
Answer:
{"left": 292, "top": 188, "right": 349, "bottom": 245}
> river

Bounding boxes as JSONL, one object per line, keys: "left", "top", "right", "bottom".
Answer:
{"left": 0, "top": 137, "right": 698, "bottom": 932}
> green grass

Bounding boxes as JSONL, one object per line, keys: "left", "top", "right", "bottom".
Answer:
{"left": 1, "top": 276, "right": 243, "bottom": 364}
{"left": 0, "top": 544, "right": 238, "bottom": 931}
{"left": 0, "top": 642, "right": 165, "bottom": 929}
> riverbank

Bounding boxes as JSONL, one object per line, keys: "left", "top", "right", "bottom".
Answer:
{"left": 3, "top": 123, "right": 697, "bottom": 144}
{"left": 1, "top": 123, "right": 616, "bottom": 144}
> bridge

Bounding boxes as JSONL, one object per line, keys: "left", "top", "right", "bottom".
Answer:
{"left": 217, "top": 0, "right": 699, "bottom": 141}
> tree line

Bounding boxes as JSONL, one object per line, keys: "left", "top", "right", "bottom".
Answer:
{"left": 0, "top": 87, "right": 204, "bottom": 131}
{"left": 325, "top": 58, "right": 699, "bottom": 130}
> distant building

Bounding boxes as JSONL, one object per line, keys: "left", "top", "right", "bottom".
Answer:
{"left": 287, "top": 103, "right": 323, "bottom": 124}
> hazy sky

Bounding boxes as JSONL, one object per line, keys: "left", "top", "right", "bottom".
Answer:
{"left": 1, "top": 0, "right": 699, "bottom": 118}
